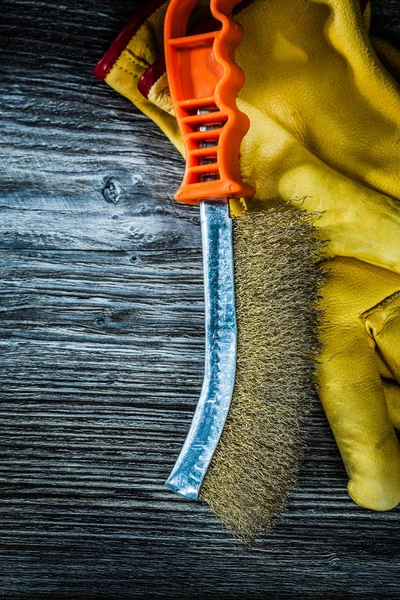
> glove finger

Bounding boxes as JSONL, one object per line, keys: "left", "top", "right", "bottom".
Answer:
{"left": 318, "top": 260, "right": 400, "bottom": 511}
{"left": 318, "top": 327, "right": 400, "bottom": 511}
{"left": 237, "top": 99, "right": 400, "bottom": 274}
{"left": 383, "top": 379, "right": 400, "bottom": 431}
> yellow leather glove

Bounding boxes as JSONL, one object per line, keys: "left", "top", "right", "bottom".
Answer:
{"left": 95, "top": 0, "right": 400, "bottom": 272}
{"left": 95, "top": 0, "right": 400, "bottom": 510}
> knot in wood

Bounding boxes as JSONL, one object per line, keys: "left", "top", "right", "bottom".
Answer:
{"left": 102, "top": 177, "right": 121, "bottom": 204}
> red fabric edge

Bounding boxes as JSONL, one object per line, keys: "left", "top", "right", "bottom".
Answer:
{"left": 93, "top": 0, "right": 166, "bottom": 81}
{"left": 137, "top": 56, "right": 167, "bottom": 99}
{"left": 95, "top": 0, "right": 370, "bottom": 83}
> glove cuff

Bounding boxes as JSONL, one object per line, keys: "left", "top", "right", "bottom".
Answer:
{"left": 94, "top": 0, "right": 166, "bottom": 82}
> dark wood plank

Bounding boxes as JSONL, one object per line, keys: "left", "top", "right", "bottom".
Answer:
{"left": 2, "top": 0, "right": 400, "bottom": 598}
{"left": 2, "top": 248, "right": 400, "bottom": 599}
{"left": 370, "top": 0, "right": 400, "bottom": 47}
{"left": 2, "top": 0, "right": 199, "bottom": 252}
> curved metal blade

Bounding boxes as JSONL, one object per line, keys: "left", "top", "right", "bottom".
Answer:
{"left": 165, "top": 201, "right": 237, "bottom": 499}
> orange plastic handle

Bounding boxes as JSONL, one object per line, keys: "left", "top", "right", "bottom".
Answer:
{"left": 164, "top": 0, "right": 255, "bottom": 204}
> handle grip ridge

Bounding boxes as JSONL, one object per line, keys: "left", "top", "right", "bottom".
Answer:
{"left": 164, "top": 0, "right": 255, "bottom": 204}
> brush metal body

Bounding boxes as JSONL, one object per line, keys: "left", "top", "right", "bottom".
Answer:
{"left": 165, "top": 201, "right": 237, "bottom": 499}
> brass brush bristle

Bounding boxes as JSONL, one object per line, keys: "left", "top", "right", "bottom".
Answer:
{"left": 199, "top": 204, "right": 323, "bottom": 540}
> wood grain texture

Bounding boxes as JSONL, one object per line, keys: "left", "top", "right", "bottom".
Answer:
{"left": 1, "top": 1, "right": 400, "bottom": 598}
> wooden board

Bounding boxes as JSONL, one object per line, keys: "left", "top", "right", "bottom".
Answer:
{"left": 1, "top": 1, "right": 400, "bottom": 597}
